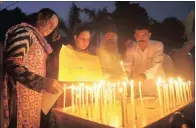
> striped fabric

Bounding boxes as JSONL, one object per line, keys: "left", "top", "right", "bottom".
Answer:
{"left": 4, "top": 24, "right": 45, "bottom": 93}
{"left": 3, "top": 23, "right": 50, "bottom": 128}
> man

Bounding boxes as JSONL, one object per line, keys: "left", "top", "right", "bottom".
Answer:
{"left": 124, "top": 24, "right": 164, "bottom": 96}
{"left": 3, "top": 8, "right": 63, "bottom": 128}
{"left": 96, "top": 22, "right": 126, "bottom": 81}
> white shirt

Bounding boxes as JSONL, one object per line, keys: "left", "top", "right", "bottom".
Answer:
{"left": 124, "top": 40, "right": 164, "bottom": 79}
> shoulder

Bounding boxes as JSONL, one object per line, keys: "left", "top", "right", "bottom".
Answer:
{"left": 149, "top": 40, "right": 164, "bottom": 49}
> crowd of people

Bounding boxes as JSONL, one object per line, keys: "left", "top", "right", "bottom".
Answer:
{"left": 1, "top": 8, "right": 195, "bottom": 128}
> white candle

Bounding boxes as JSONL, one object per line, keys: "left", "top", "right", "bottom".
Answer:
{"left": 99, "top": 83, "right": 103, "bottom": 122}
{"left": 188, "top": 81, "right": 192, "bottom": 101}
{"left": 156, "top": 78, "right": 164, "bottom": 115}
{"left": 120, "top": 61, "right": 129, "bottom": 82}
{"left": 71, "top": 85, "right": 75, "bottom": 112}
{"left": 86, "top": 86, "right": 89, "bottom": 116}
{"left": 138, "top": 82, "right": 144, "bottom": 109}
{"left": 63, "top": 84, "right": 66, "bottom": 109}
{"left": 130, "top": 80, "right": 136, "bottom": 120}
{"left": 119, "top": 87, "right": 125, "bottom": 127}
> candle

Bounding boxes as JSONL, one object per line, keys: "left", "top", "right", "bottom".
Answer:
{"left": 188, "top": 81, "right": 192, "bottom": 101}
{"left": 75, "top": 87, "right": 78, "bottom": 112}
{"left": 113, "top": 84, "right": 116, "bottom": 105}
{"left": 80, "top": 83, "right": 85, "bottom": 109}
{"left": 120, "top": 61, "right": 129, "bottom": 82}
{"left": 130, "top": 80, "right": 136, "bottom": 120}
{"left": 71, "top": 85, "right": 75, "bottom": 112}
{"left": 178, "top": 78, "right": 184, "bottom": 105}
{"left": 119, "top": 87, "right": 125, "bottom": 127}
{"left": 156, "top": 77, "right": 164, "bottom": 116}
{"left": 99, "top": 83, "right": 103, "bottom": 122}
{"left": 86, "top": 86, "right": 89, "bottom": 116}
{"left": 165, "top": 84, "right": 169, "bottom": 111}
{"left": 63, "top": 84, "right": 66, "bottom": 109}
{"left": 138, "top": 82, "right": 144, "bottom": 109}
{"left": 90, "top": 88, "right": 93, "bottom": 119}
{"left": 175, "top": 81, "right": 180, "bottom": 106}
{"left": 123, "top": 82, "right": 128, "bottom": 124}
{"left": 183, "top": 82, "right": 188, "bottom": 104}
{"left": 169, "top": 78, "right": 175, "bottom": 109}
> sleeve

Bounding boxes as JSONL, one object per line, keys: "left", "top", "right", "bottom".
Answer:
{"left": 144, "top": 42, "right": 164, "bottom": 79}
{"left": 4, "top": 27, "right": 46, "bottom": 92}
{"left": 123, "top": 48, "right": 134, "bottom": 77}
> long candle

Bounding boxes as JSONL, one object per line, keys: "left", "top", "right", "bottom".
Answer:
{"left": 165, "top": 84, "right": 169, "bottom": 112}
{"left": 120, "top": 61, "right": 129, "bottom": 82}
{"left": 175, "top": 81, "right": 180, "bottom": 106}
{"left": 99, "top": 83, "right": 103, "bottom": 122}
{"left": 63, "top": 84, "right": 66, "bottom": 109}
{"left": 86, "top": 86, "right": 89, "bottom": 116}
{"left": 183, "top": 82, "right": 188, "bottom": 104}
{"left": 123, "top": 82, "right": 128, "bottom": 124}
{"left": 188, "top": 81, "right": 192, "bottom": 101}
{"left": 71, "top": 85, "right": 75, "bottom": 112}
{"left": 130, "top": 80, "right": 136, "bottom": 120}
{"left": 119, "top": 87, "right": 125, "bottom": 127}
{"left": 156, "top": 78, "right": 164, "bottom": 116}
{"left": 138, "top": 82, "right": 144, "bottom": 109}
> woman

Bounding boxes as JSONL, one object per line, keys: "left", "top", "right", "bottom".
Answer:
{"left": 66, "top": 25, "right": 94, "bottom": 55}
{"left": 3, "top": 8, "right": 63, "bottom": 128}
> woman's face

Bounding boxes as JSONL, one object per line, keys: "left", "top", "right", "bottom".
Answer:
{"left": 74, "top": 31, "right": 91, "bottom": 50}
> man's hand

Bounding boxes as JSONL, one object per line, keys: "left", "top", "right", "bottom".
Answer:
{"left": 133, "top": 73, "right": 147, "bottom": 82}
{"left": 43, "top": 78, "right": 63, "bottom": 94}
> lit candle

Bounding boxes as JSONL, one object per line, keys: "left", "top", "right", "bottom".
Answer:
{"left": 86, "top": 86, "right": 89, "bottom": 116}
{"left": 183, "top": 82, "right": 188, "bottom": 104}
{"left": 188, "top": 81, "right": 192, "bottom": 101}
{"left": 99, "top": 83, "right": 103, "bottom": 122}
{"left": 130, "top": 80, "right": 136, "bottom": 120}
{"left": 156, "top": 77, "right": 164, "bottom": 116}
{"left": 90, "top": 88, "right": 93, "bottom": 119}
{"left": 71, "top": 85, "right": 75, "bottom": 112}
{"left": 75, "top": 87, "right": 78, "bottom": 113}
{"left": 113, "top": 84, "right": 116, "bottom": 105}
{"left": 165, "top": 84, "right": 169, "bottom": 111}
{"left": 123, "top": 82, "right": 128, "bottom": 124}
{"left": 119, "top": 87, "right": 125, "bottom": 127}
{"left": 63, "top": 84, "right": 66, "bottom": 109}
{"left": 169, "top": 78, "right": 175, "bottom": 109}
{"left": 120, "top": 61, "right": 129, "bottom": 82}
{"left": 80, "top": 83, "right": 85, "bottom": 109}
{"left": 178, "top": 78, "right": 184, "bottom": 105}
{"left": 138, "top": 82, "right": 144, "bottom": 109}
{"left": 175, "top": 81, "right": 180, "bottom": 106}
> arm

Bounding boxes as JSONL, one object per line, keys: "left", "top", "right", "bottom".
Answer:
{"left": 4, "top": 27, "right": 45, "bottom": 92}
{"left": 144, "top": 42, "right": 164, "bottom": 79}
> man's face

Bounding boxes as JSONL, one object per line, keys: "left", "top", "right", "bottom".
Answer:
{"left": 134, "top": 29, "right": 151, "bottom": 43}
{"left": 42, "top": 14, "right": 59, "bottom": 37}
{"left": 74, "top": 31, "right": 91, "bottom": 50}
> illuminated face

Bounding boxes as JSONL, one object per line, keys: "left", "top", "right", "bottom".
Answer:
{"left": 103, "top": 32, "right": 118, "bottom": 43}
{"left": 134, "top": 29, "right": 151, "bottom": 43}
{"left": 74, "top": 31, "right": 91, "bottom": 50}
{"left": 41, "top": 14, "right": 59, "bottom": 37}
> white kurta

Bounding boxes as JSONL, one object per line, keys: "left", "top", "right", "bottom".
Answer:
{"left": 124, "top": 40, "right": 165, "bottom": 97}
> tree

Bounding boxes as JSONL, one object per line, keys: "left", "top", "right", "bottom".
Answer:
{"left": 0, "top": 7, "right": 27, "bottom": 42}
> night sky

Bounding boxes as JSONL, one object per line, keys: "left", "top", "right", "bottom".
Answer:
{"left": 1, "top": 1, "right": 195, "bottom": 22}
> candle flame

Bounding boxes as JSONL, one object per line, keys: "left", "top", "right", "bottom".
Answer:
{"left": 119, "top": 88, "right": 123, "bottom": 92}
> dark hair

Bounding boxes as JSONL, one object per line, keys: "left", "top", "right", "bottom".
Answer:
{"left": 74, "top": 24, "right": 92, "bottom": 37}
{"left": 134, "top": 24, "right": 151, "bottom": 32}
{"left": 25, "top": 8, "right": 59, "bottom": 27}
{"left": 102, "top": 20, "right": 118, "bottom": 34}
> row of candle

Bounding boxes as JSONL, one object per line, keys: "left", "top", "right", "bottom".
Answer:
{"left": 62, "top": 77, "right": 193, "bottom": 127}
{"left": 156, "top": 77, "right": 193, "bottom": 115}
